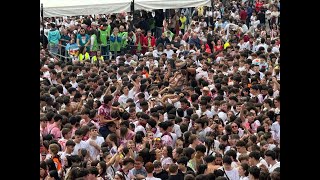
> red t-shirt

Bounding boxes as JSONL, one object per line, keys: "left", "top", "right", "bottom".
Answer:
{"left": 240, "top": 10, "right": 247, "bottom": 21}
{"left": 214, "top": 45, "right": 224, "bottom": 52}
{"left": 255, "top": 2, "right": 264, "bottom": 12}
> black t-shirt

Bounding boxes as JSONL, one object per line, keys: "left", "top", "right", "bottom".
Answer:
{"left": 186, "top": 166, "right": 194, "bottom": 173}
{"left": 154, "top": 169, "right": 169, "bottom": 180}
{"left": 154, "top": 10, "right": 165, "bottom": 27}
{"left": 258, "top": 12, "right": 266, "bottom": 23}
{"left": 167, "top": 173, "right": 184, "bottom": 180}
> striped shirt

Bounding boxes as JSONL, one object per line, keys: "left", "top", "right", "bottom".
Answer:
{"left": 98, "top": 104, "right": 112, "bottom": 126}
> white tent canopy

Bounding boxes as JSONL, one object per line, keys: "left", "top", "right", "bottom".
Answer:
{"left": 40, "top": 0, "right": 132, "bottom": 17}
{"left": 134, "top": 0, "right": 211, "bottom": 11}
{"left": 40, "top": 0, "right": 212, "bottom": 17}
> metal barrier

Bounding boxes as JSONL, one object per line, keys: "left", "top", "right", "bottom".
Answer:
{"left": 47, "top": 43, "right": 143, "bottom": 62}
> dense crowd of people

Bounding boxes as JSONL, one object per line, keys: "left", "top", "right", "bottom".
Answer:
{"left": 40, "top": 0, "right": 280, "bottom": 180}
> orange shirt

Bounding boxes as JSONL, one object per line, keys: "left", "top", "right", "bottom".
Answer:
{"left": 52, "top": 157, "right": 62, "bottom": 171}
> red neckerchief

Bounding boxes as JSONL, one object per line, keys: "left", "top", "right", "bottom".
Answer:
{"left": 82, "top": 135, "right": 89, "bottom": 141}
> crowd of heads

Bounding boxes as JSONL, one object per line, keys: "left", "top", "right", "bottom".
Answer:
{"left": 40, "top": 0, "right": 280, "bottom": 180}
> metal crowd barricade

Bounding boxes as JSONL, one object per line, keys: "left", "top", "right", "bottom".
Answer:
{"left": 47, "top": 43, "right": 142, "bottom": 62}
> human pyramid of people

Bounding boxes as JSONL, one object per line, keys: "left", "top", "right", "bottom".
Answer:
{"left": 40, "top": 0, "right": 280, "bottom": 180}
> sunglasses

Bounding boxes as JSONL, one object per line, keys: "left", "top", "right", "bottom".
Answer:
{"left": 154, "top": 137, "right": 161, "bottom": 141}
{"left": 232, "top": 126, "right": 238, "bottom": 128}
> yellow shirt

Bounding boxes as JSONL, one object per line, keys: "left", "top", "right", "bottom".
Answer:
{"left": 224, "top": 42, "right": 230, "bottom": 49}
{"left": 180, "top": 16, "right": 187, "bottom": 29}
{"left": 198, "top": 6, "right": 204, "bottom": 17}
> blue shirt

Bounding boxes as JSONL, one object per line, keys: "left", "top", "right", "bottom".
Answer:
{"left": 60, "top": 35, "right": 71, "bottom": 46}
{"left": 48, "top": 29, "right": 61, "bottom": 44}
{"left": 188, "top": 38, "right": 201, "bottom": 49}
{"left": 131, "top": 168, "right": 147, "bottom": 177}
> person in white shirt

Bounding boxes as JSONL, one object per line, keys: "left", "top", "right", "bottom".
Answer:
{"left": 116, "top": 157, "right": 135, "bottom": 180}
{"left": 218, "top": 101, "right": 228, "bottom": 125}
{"left": 255, "top": 38, "right": 269, "bottom": 52}
{"left": 60, "top": 140, "right": 76, "bottom": 167}
{"left": 238, "top": 38, "right": 249, "bottom": 51}
{"left": 241, "top": 22, "right": 249, "bottom": 34}
{"left": 248, "top": 151, "right": 268, "bottom": 168}
{"left": 86, "top": 126, "right": 105, "bottom": 161}
{"left": 69, "top": 73, "right": 78, "bottom": 88}
{"left": 193, "top": 22, "right": 201, "bottom": 33}
{"left": 213, "top": 9, "right": 221, "bottom": 19}
{"left": 124, "top": 54, "right": 136, "bottom": 65}
{"left": 195, "top": 67, "right": 209, "bottom": 81}
{"left": 270, "top": 7, "right": 280, "bottom": 25}
{"left": 236, "top": 140, "right": 250, "bottom": 160}
{"left": 134, "top": 114, "right": 148, "bottom": 135}
{"left": 152, "top": 44, "right": 164, "bottom": 58}
{"left": 118, "top": 85, "right": 136, "bottom": 107}
{"left": 72, "top": 129, "right": 90, "bottom": 156}
{"left": 265, "top": 6, "right": 272, "bottom": 28}
{"left": 206, "top": 8, "right": 213, "bottom": 26}
{"left": 264, "top": 150, "right": 280, "bottom": 173}
{"left": 271, "top": 116, "right": 280, "bottom": 144}
{"left": 225, "top": 149, "right": 240, "bottom": 169}
{"left": 163, "top": 43, "right": 174, "bottom": 59}
{"left": 196, "top": 100, "right": 214, "bottom": 119}
{"left": 218, "top": 155, "right": 240, "bottom": 180}
{"left": 270, "top": 39, "right": 280, "bottom": 53}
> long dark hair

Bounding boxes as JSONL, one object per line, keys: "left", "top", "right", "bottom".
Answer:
{"left": 197, "top": 164, "right": 207, "bottom": 176}
{"left": 183, "top": 147, "right": 195, "bottom": 160}
{"left": 48, "top": 170, "right": 61, "bottom": 180}
{"left": 108, "top": 133, "right": 119, "bottom": 147}
{"left": 134, "top": 131, "right": 145, "bottom": 144}
{"left": 173, "top": 147, "right": 183, "bottom": 162}
{"left": 45, "top": 159, "right": 57, "bottom": 171}
{"left": 98, "top": 161, "right": 107, "bottom": 176}
{"left": 204, "top": 132, "right": 216, "bottom": 155}
{"left": 166, "top": 146, "right": 173, "bottom": 159}
{"left": 120, "top": 126, "right": 128, "bottom": 138}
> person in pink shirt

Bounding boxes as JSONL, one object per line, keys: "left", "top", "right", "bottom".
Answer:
{"left": 58, "top": 128, "right": 72, "bottom": 151}
{"left": 40, "top": 116, "right": 49, "bottom": 137}
{"left": 80, "top": 108, "right": 99, "bottom": 128}
{"left": 69, "top": 116, "right": 78, "bottom": 138}
{"left": 48, "top": 114, "right": 62, "bottom": 140}
{"left": 46, "top": 111, "right": 56, "bottom": 133}
{"left": 98, "top": 95, "right": 116, "bottom": 139}
{"left": 118, "top": 126, "right": 135, "bottom": 146}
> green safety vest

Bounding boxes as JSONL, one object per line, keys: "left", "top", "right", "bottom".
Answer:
{"left": 79, "top": 52, "right": 90, "bottom": 62}
{"left": 118, "top": 31, "right": 128, "bottom": 48}
{"left": 110, "top": 34, "right": 121, "bottom": 52}
{"left": 99, "top": 25, "right": 111, "bottom": 46}
{"left": 92, "top": 55, "right": 104, "bottom": 62}
{"left": 91, "top": 34, "right": 99, "bottom": 51}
